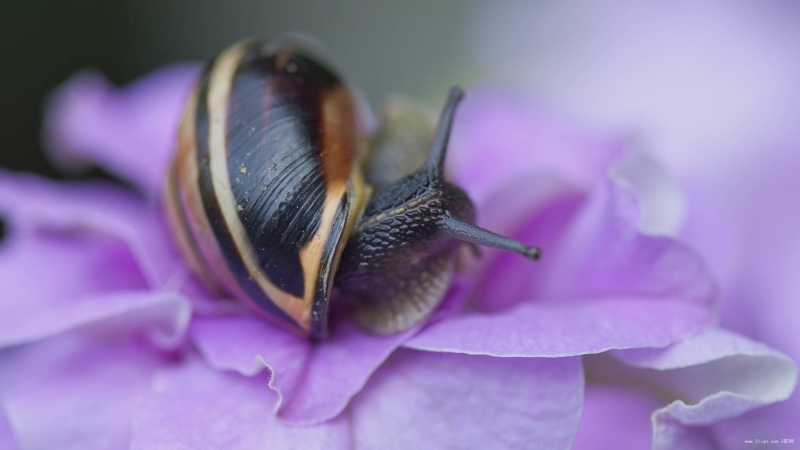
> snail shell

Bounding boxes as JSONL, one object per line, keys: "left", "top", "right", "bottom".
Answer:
{"left": 165, "top": 39, "right": 541, "bottom": 340}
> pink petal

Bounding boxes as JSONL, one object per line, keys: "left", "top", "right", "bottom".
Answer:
{"left": 572, "top": 385, "right": 663, "bottom": 450}
{"left": 190, "top": 313, "right": 416, "bottom": 425}
{"left": 444, "top": 93, "right": 625, "bottom": 310}
{"left": 42, "top": 65, "right": 200, "bottom": 197}
{"left": 610, "top": 148, "right": 687, "bottom": 236}
{"left": 0, "top": 330, "right": 171, "bottom": 450}
{"left": 130, "top": 357, "right": 351, "bottom": 450}
{"left": 350, "top": 350, "right": 584, "bottom": 449}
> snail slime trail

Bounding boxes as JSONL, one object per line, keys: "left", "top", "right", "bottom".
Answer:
{"left": 165, "top": 39, "right": 541, "bottom": 340}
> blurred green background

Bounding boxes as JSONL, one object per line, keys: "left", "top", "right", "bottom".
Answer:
{"left": 0, "top": 0, "right": 476, "bottom": 179}
{"left": 2, "top": 1, "right": 798, "bottom": 183}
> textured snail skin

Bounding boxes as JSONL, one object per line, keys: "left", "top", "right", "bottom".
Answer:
{"left": 166, "top": 39, "right": 540, "bottom": 340}
{"left": 335, "top": 170, "right": 477, "bottom": 335}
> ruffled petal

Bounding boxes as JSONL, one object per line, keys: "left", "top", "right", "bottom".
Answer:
{"left": 0, "top": 330, "right": 171, "bottom": 450}
{"left": 677, "top": 149, "right": 800, "bottom": 444}
{"left": 130, "top": 357, "right": 351, "bottom": 450}
{"left": 350, "top": 350, "right": 584, "bottom": 450}
{"left": 619, "top": 330, "right": 796, "bottom": 450}
{"left": 42, "top": 65, "right": 200, "bottom": 197}
{"left": 584, "top": 328, "right": 797, "bottom": 449}
{"left": 190, "top": 313, "right": 415, "bottom": 426}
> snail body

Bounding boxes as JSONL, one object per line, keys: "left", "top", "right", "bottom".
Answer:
{"left": 166, "top": 39, "right": 540, "bottom": 340}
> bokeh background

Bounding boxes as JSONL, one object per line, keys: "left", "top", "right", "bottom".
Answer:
{"left": 3, "top": 1, "right": 800, "bottom": 186}
{"left": 1, "top": 0, "right": 475, "bottom": 179}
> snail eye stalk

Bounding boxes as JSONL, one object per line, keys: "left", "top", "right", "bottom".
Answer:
{"left": 437, "top": 217, "right": 542, "bottom": 261}
{"left": 425, "top": 86, "right": 542, "bottom": 262}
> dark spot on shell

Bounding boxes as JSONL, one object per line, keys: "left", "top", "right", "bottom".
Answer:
{"left": 0, "top": 216, "right": 6, "bottom": 244}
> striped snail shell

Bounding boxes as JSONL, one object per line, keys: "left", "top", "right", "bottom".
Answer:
{"left": 165, "top": 39, "right": 541, "bottom": 340}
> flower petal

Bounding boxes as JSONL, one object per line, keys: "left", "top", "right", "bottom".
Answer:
{"left": 0, "top": 287, "right": 190, "bottom": 351}
{"left": 670, "top": 146, "right": 800, "bottom": 445}
{"left": 408, "top": 179, "right": 716, "bottom": 356}
{"left": 610, "top": 147, "right": 687, "bottom": 236}
{"left": 190, "top": 313, "right": 415, "bottom": 425}
{"left": 0, "top": 172, "right": 190, "bottom": 291}
{"left": 406, "top": 300, "right": 711, "bottom": 357}
{"left": 350, "top": 350, "right": 584, "bottom": 450}
{"left": 536, "top": 180, "right": 715, "bottom": 304}
{"left": 469, "top": 135, "right": 712, "bottom": 304}
{"left": 608, "top": 328, "right": 798, "bottom": 449}
{"left": 0, "top": 172, "right": 215, "bottom": 310}
{"left": 0, "top": 180, "right": 192, "bottom": 348}
{"left": 572, "top": 385, "right": 663, "bottom": 450}
{"left": 0, "top": 408, "right": 18, "bottom": 450}
{"left": 463, "top": 176, "right": 586, "bottom": 313}
{"left": 450, "top": 89, "right": 626, "bottom": 204}
{"left": 130, "top": 357, "right": 351, "bottom": 450}
{"left": 0, "top": 330, "right": 170, "bottom": 450}
{"left": 0, "top": 225, "right": 187, "bottom": 348}
{"left": 42, "top": 65, "right": 200, "bottom": 197}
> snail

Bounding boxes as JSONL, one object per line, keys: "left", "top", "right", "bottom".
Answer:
{"left": 165, "top": 39, "right": 541, "bottom": 340}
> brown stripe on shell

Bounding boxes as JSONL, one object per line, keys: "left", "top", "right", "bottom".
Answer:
{"left": 293, "top": 83, "right": 361, "bottom": 327}
{"left": 166, "top": 156, "right": 219, "bottom": 294}
{"left": 319, "top": 85, "right": 357, "bottom": 186}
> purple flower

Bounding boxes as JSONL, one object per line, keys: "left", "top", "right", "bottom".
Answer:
{"left": 0, "top": 64, "right": 795, "bottom": 449}
{"left": 468, "top": 3, "right": 800, "bottom": 447}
